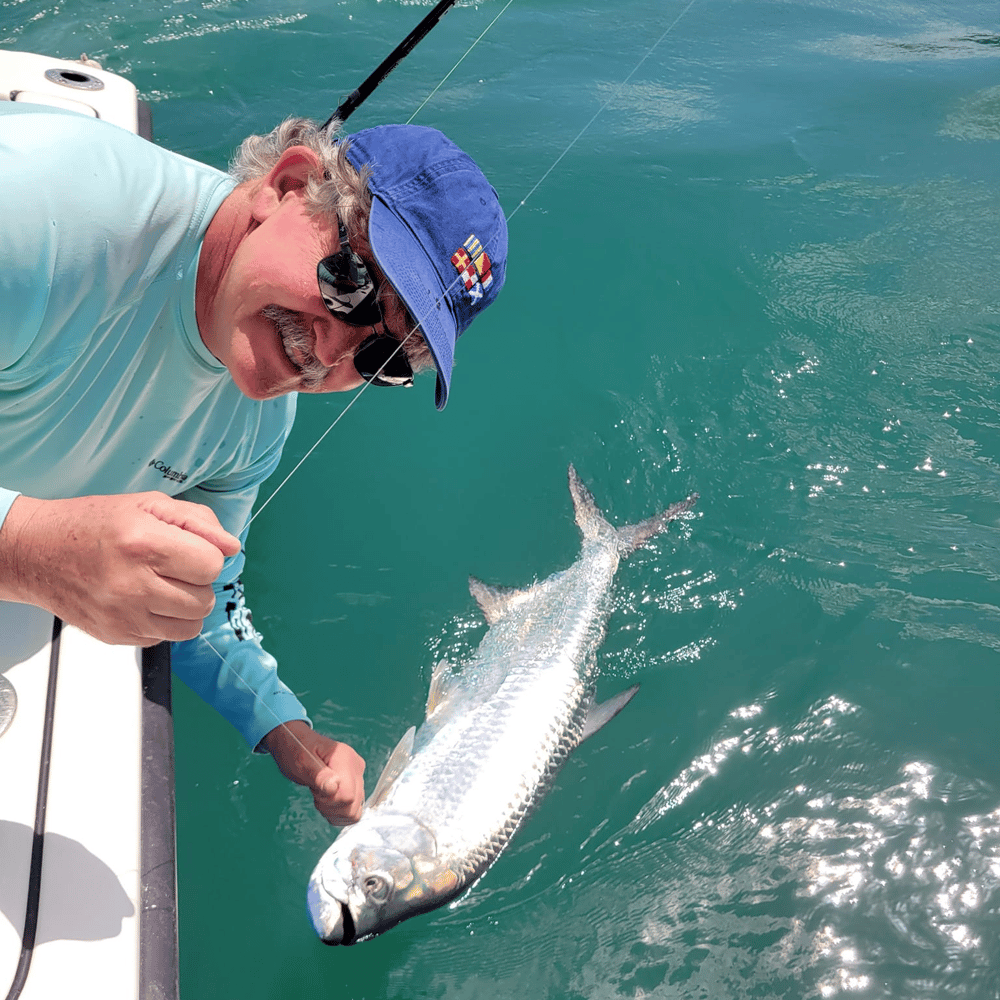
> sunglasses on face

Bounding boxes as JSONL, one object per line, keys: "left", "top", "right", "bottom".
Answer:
{"left": 316, "top": 217, "right": 414, "bottom": 388}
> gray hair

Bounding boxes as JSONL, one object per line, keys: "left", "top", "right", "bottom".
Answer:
{"left": 229, "top": 117, "right": 434, "bottom": 374}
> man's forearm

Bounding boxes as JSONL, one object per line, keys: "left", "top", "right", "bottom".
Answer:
{"left": 171, "top": 578, "right": 311, "bottom": 752}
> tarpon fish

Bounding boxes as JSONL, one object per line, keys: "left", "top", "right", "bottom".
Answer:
{"left": 308, "top": 466, "right": 696, "bottom": 944}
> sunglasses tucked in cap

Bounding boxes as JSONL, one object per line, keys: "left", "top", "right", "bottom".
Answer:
{"left": 343, "top": 124, "right": 508, "bottom": 410}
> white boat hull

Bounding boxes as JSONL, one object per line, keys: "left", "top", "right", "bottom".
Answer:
{"left": 1, "top": 48, "right": 176, "bottom": 1000}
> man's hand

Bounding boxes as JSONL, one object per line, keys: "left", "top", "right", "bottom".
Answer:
{"left": 0, "top": 492, "right": 241, "bottom": 645}
{"left": 263, "top": 720, "right": 366, "bottom": 826}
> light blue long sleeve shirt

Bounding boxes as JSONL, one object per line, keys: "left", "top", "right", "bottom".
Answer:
{"left": 0, "top": 102, "right": 309, "bottom": 749}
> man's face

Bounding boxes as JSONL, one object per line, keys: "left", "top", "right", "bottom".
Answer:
{"left": 200, "top": 160, "right": 410, "bottom": 400}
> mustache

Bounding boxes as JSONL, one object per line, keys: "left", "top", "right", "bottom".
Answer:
{"left": 262, "top": 305, "right": 333, "bottom": 390}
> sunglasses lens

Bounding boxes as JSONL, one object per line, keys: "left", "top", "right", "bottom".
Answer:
{"left": 354, "top": 333, "right": 414, "bottom": 387}
{"left": 322, "top": 220, "right": 413, "bottom": 388}
{"left": 317, "top": 253, "right": 382, "bottom": 326}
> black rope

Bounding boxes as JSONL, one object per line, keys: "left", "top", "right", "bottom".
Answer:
{"left": 4, "top": 617, "right": 61, "bottom": 1000}
{"left": 322, "top": 0, "right": 460, "bottom": 129}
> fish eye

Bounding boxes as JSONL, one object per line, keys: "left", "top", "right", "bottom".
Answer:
{"left": 362, "top": 873, "right": 392, "bottom": 903}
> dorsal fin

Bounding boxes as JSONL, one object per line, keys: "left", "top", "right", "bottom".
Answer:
{"left": 468, "top": 576, "right": 533, "bottom": 626}
{"left": 365, "top": 725, "right": 415, "bottom": 809}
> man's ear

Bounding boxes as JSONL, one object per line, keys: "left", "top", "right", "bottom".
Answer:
{"left": 250, "top": 146, "right": 324, "bottom": 222}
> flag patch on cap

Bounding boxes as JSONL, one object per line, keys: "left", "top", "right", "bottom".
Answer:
{"left": 451, "top": 234, "right": 493, "bottom": 302}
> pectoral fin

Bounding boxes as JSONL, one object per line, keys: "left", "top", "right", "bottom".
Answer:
{"left": 580, "top": 685, "right": 640, "bottom": 742}
{"left": 366, "top": 725, "right": 416, "bottom": 809}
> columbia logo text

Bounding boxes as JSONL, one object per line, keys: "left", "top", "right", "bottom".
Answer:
{"left": 148, "top": 459, "right": 189, "bottom": 485}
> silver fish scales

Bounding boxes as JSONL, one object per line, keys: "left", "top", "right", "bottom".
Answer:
{"left": 307, "top": 465, "right": 696, "bottom": 944}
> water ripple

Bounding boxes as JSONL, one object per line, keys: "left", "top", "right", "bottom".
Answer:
{"left": 550, "top": 696, "right": 1000, "bottom": 999}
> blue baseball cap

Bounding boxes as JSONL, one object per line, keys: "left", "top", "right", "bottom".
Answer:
{"left": 344, "top": 125, "right": 507, "bottom": 409}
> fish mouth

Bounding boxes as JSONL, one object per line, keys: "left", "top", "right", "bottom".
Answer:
{"left": 320, "top": 903, "right": 358, "bottom": 948}
{"left": 308, "top": 885, "right": 358, "bottom": 946}
{"left": 338, "top": 902, "right": 358, "bottom": 946}
{"left": 317, "top": 901, "right": 357, "bottom": 947}
{"left": 308, "top": 876, "right": 351, "bottom": 945}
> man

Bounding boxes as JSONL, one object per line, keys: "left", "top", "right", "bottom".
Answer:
{"left": 0, "top": 104, "right": 507, "bottom": 825}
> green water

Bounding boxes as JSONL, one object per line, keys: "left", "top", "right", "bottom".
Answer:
{"left": 4, "top": 1, "right": 1000, "bottom": 996}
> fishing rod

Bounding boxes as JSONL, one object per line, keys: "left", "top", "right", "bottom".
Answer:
{"left": 322, "top": 0, "right": 461, "bottom": 129}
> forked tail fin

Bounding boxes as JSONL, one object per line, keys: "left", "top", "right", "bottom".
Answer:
{"left": 567, "top": 464, "right": 697, "bottom": 556}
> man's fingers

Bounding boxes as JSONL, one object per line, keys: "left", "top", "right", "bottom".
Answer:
{"left": 262, "top": 722, "right": 367, "bottom": 826}
{"left": 131, "top": 571, "right": 219, "bottom": 643}
{"left": 318, "top": 772, "right": 341, "bottom": 797}
{"left": 147, "top": 613, "right": 211, "bottom": 643}
{"left": 93, "top": 613, "right": 204, "bottom": 645}
{"left": 315, "top": 766, "right": 357, "bottom": 806}
{"left": 147, "top": 495, "right": 242, "bottom": 558}
{"left": 146, "top": 577, "right": 217, "bottom": 620}
{"left": 316, "top": 760, "right": 366, "bottom": 824}
{"left": 100, "top": 575, "right": 217, "bottom": 645}
{"left": 314, "top": 769, "right": 365, "bottom": 825}
{"left": 143, "top": 525, "right": 232, "bottom": 587}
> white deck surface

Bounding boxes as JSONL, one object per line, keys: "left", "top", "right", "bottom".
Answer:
{"left": 0, "top": 602, "right": 143, "bottom": 999}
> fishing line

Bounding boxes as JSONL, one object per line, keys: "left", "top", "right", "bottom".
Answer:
{"left": 405, "top": 0, "right": 516, "bottom": 126}
{"left": 325, "top": 0, "right": 462, "bottom": 126}
{"left": 196, "top": 632, "right": 318, "bottom": 752}
{"left": 196, "top": 0, "right": 698, "bottom": 771}
{"left": 506, "top": 0, "right": 699, "bottom": 223}
{"left": 245, "top": 371, "right": 371, "bottom": 530}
